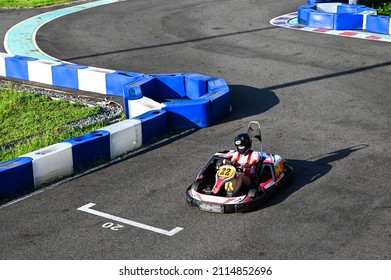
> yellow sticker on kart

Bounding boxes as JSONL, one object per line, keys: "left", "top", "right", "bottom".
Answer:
{"left": 275, "top": 160, "right": 284, "bottom": 175}
{"left": 218, "top": 166, "right": 235, "bottom": 178}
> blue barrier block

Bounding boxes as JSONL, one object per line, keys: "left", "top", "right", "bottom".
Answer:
{"left": 357, "top": 7, "right": 377, "bottom": 14}
{"left": 123, "top": 76, "right": 155, "bottom": 99}
{"left": 334, "top": 13, "right": 363, "bottom": 30}
{"left": 200, "top": 89, "right": 231, "bottom": 125}
{"left": 0, "top": 157, "right": 34, "bottom": 199}
{"left": 5, "top": 55, "right": 38, "bottom": 80}
{"left": 123, "top": 84, "right": 143, "bottom": 100}
{"left": 106, "top": 70, "right": 144, "bottom": 96}
{"left": 184, "top": 73, "right": 211, "bottom": 99}
{"left": 134, "top": 110, "right": 168, "bottom": 144}
{"left": 308, "top": 11, "right": 335, "bottom": 29}
{"left": 337, "top": 4, "right": 366, "bottom": 14}
{"left": 298, "top": 7, "right": 316, "bottom": 26}
{"left": 52, "top": 63, "right": 88, "bottom": 89}
{"left": 207, "top": 77, "right": 228, "bottom": 91}
{"left": 62, "top": 130, "right": 110, "bottom": 171}
{"left": 123, "top": 73, "right": 230, "bottom": 128}
{"left": 148, "top": 73, "right": 186, "bottom": 100}
{"left": 366, "top": 15, "right": 391, "bottom": 35}
{"left": 299, "top": 3, "right": 381, "bottom": 32}
{"left": 163, "top": 98, "right": 211, "bottom": 130}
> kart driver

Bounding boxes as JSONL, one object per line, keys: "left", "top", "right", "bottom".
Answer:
{"left": 226, "top": 133, "right": 260, "bottom": 195}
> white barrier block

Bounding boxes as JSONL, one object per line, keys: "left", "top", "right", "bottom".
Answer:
{"left": 78, "top": 67, "right": 115, "bottom": 94}
{"left": 27, "top": 59, "right": 60, "bottom": 85}
{"left": 100, "top": 119, "right": 142, "bottom": 159}
{"left": 22, "top": 142, "right": 73, "bottom": 187}
{"left": 316, "top": 3, "right": 342, "bottom": 13}
{"left": 0, "top": 52, "right": 14, "bottom": 77}
{"left": 127, "top": 96, "right": 165, "bottom": 118}
{"left": 389, "top": 19, "right": 391, "bottom": 35}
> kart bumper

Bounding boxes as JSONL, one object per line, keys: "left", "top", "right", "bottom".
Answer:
{"left": 185, "top": 188, "right": 265, "bottom": 213}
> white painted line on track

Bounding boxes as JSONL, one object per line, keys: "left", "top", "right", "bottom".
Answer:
{"left": 77, "top": 203, "right": 184, "bottom": 236}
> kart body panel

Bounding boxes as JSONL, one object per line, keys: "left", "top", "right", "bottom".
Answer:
{"left": 186, "top": 150, "right": 293, "bottom": 213}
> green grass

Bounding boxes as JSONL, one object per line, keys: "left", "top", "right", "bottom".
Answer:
{"left": 0, "top": 0, "right": 75, "bottom": 8}
{"left": 0, "top": 84, "right": 110, "bottom": 162}
{"left": 377, "top": 2, "right": 391, "bottom": 15}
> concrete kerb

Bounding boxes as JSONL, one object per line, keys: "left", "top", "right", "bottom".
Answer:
{"left": 0, "top": 53, "right": 230, "bottom": 202}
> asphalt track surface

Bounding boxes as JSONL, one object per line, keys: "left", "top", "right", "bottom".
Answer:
{"left": 0, "top": 0, "right": 390, "bottom": 260}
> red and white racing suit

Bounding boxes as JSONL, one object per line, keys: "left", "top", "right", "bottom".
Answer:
{"left": 231, "top": 150, "right": 260, "bottom": 178}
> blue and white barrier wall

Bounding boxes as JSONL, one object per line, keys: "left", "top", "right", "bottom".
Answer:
{"left": 0, "top": 119, "right": 143, "bottom": 198}
{"left": 123, "top": 73, "right": 231, "bottom": 130}
{"left": 298, "top": 2, "right": 391, "bottom": 35}
{"left": 0, "top": 52, "right": 230, "bottom": 200}
{"left": 0, "top": 53, "right": 145, "bottom": 96}
{"left": 0, "top": 52, "right": 230, "bottom": 130}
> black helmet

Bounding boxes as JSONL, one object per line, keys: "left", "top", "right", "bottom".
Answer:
{"left": 234, "top": 133, "right": 252, "bottom": 154}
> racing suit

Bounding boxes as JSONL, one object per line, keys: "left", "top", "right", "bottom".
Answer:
{"left": 230, "top": 150, "right": 260, "bottom": 194}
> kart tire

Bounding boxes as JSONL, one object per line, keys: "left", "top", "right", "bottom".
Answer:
{"left": 191, "top": 181, "right": 201, "bottom": 192}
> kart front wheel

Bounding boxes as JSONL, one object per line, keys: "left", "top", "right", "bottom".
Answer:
{"left": 191, "top": 181, "right": 202, "bottom": 192}
{"left": 247, "top": 188, "right": 260, "bottom": 198}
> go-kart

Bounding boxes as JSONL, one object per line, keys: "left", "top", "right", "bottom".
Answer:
{"left": 186, "top": 121, "right": 293, "bottom": 213}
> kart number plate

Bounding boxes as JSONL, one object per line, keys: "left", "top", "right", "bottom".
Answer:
{"left": 217, "top": 166, "right": 235, "bottom": 178}
{"left": 199, "top": 203, "right": 224, "bottom": 213}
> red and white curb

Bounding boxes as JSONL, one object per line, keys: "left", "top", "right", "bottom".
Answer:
{"left": 270, "top": 12, "right": 391, "bottom": 43}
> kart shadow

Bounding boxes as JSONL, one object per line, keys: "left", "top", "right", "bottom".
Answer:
{"left": 258, "top": 144, "right": 369, "bottom": 210}
{"left": 222, "top": 85, "right": 279, "bottom": 121}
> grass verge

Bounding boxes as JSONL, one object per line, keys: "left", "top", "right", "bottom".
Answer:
{"left": 0, "top": 0, "right": 76, "bottom": 8}
{"left": 0, "top": 82, "right": 113, "bottom": 162}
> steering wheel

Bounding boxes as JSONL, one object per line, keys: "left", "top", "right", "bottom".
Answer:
{"left": 223, "top": 160, "right": 243, "bottom": 172}
{"left": 232, "top": 161, "right": 244, "bottom": 172}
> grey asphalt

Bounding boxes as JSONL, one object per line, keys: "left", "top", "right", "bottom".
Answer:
{"left": 0, "top": 0, "right": 390, "bottom": 259}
